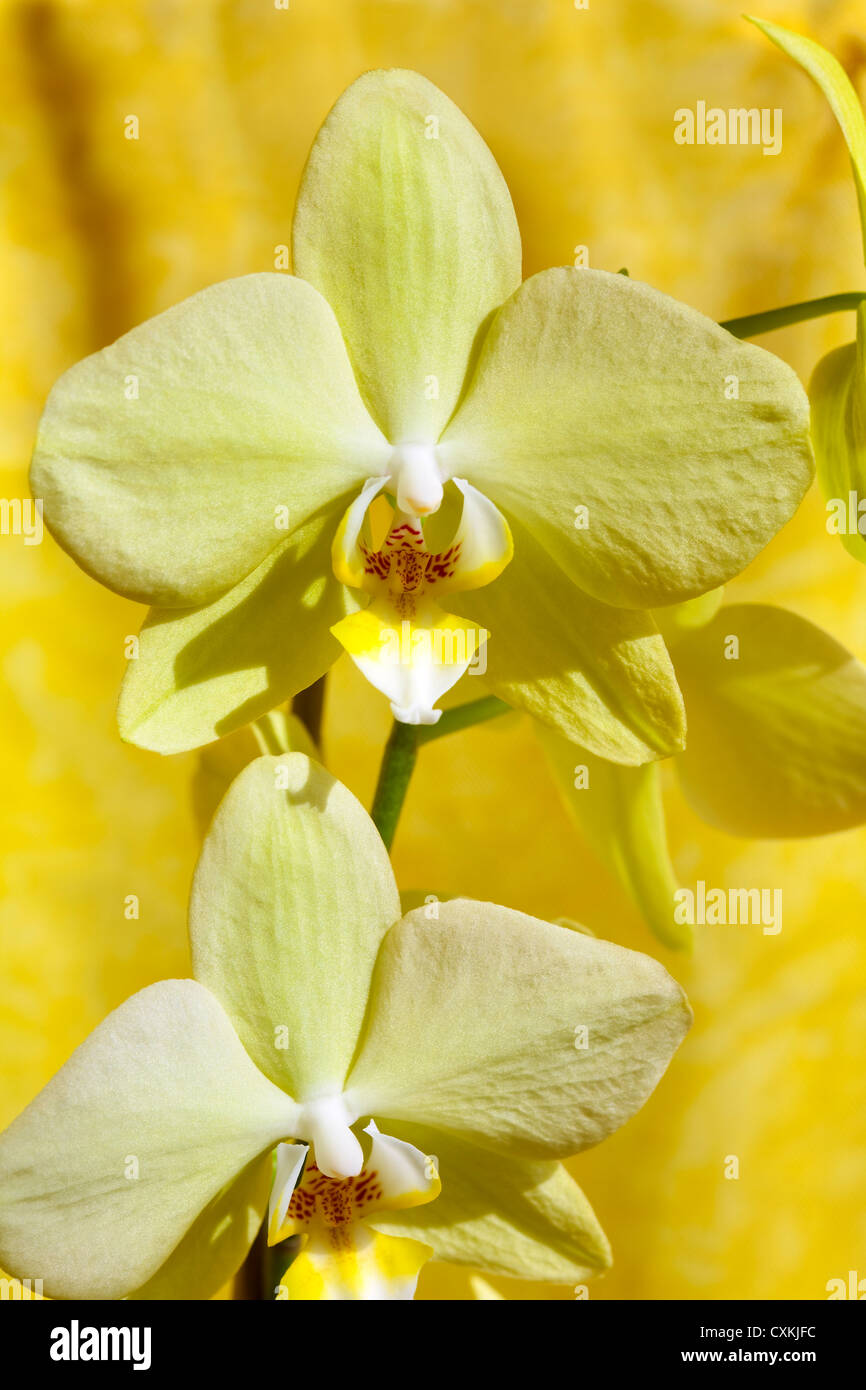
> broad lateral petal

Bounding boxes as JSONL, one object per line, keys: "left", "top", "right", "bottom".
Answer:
{"left": 441, "top": 267, "right": 813, "bottom": 608}
{"left": 30, "top": 273, "right": 389, "bottom": 608}
{"left": 345, "top": 900, "right": 692, "bottom": 1160}
{"left": 673, "top": 603, "right": 866, "bottom": 837}
{"left": 371, "top": 1122, "right": 611, "bottom": 1285}
{"left": 448, "top": 514, "right": 686, "bottom": 763}
{"left": 0, "top": 981, "right": 298, "bottom": 1301}
{"left": 293, "top": 69, "right": 522, "bottom": 442}
{"left": 190, "top": 753, "right": 401, "bottom": 1101}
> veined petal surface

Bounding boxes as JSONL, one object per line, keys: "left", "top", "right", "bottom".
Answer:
{"left": 119, "top": 507, "right": 354, "bottom": 754}
{"left": 190, "top": 754, "right": 401, "bottom": 1100}
{"left": 345, "top": 899, "right": 691, "bottom": 1159}
{"left": 442, "top": 267, "right": 812, "bottom": 608}
{"left": 0, "top": 981, "right": 298, "bottom": 1300}
{"left": 293, "top": 69, "right": 522, "bottom": 442}
{"left": 31, "top": 273, "right": 388, "bottom": 607}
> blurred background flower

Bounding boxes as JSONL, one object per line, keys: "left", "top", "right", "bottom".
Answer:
{"left": 1, "top": 0, "right": 864, "bottom": 1300}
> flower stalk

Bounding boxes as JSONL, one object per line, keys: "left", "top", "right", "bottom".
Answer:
{"left": 721, "top": 291, "right": 866, "bottom": 339}
{"left": 371, "top": 695, "right": 509, "bottom": 848}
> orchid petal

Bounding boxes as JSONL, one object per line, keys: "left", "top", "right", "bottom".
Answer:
{"left": 441, "top": 267, "right": 812, "bottom": 608}
{"left": 30, "top": 274, "right": 388, "bottom": 607}
{"left": 749, "top": 18, "right": 866, "bottom": 557}
{"left": 0, "top": 981, "right": 298, "bottom": 1300}
{"left": 345, "top": 899, "right": 691, "bottom": 1159}
{"left": 748, "top": 17, "right": 866, "bottom": 257}
{"left": 540, "top": 729, "right": 689, "bottom": 951}
{"left": 809, "top": 306, "right": 866, "bottom": 566}
{"left": 132, "top": 1156, "right": 273, "bottom": 1301}
{"left": 331, "top": 598, "right": 487, "bottom": 725}
{"left": 278, "top": 1226, "right": 432, "bottom": 1301}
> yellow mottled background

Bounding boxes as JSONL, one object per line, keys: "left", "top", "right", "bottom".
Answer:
{"left": 1, "top": 0, "right": 865, "bottom": 1300}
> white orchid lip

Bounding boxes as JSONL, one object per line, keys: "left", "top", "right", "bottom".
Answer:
{"left": 389, "top": 441, "right": 445, "bottom": 516}
{"left": 330, "top": 475, "right": 513, "bottom": 724}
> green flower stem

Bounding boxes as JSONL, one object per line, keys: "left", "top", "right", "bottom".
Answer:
{"left": 370, "top": 722, "right": 419, "bottom": 851}
{"left": 417, "top": 694, "right": 510, "bottom": 744}
{"left": 371, "top": 696, "right": 510, "bottom": 849}
{"left": 721, "top": 291, "right": 866, "bottom": 338}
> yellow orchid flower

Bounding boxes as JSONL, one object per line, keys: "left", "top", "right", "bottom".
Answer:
{"left": 29, "top": 68, "right": 811, "bottom": 756}
{"left": 0, "top": 753, "right": 690, "bottom": 1299}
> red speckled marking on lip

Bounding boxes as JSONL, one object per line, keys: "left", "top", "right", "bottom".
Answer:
{"left": 288, "top": 1164, "right": 385, "bottom": 1229}
{"left": 360, "top": 523, "right": 463, "bottom": 592}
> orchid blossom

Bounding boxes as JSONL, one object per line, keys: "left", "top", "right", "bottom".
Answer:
{"left": 0, "top": 753, "right": 691, "bottom": 1299}
{"left": 30, "top": 68, "right": 811, "bottom": 756}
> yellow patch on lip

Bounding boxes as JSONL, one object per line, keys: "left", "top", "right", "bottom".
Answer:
{"left": 278, "top": 1228, "right": 433, "bottom": 1302}
{"left": 331, "top": 604, "right": 487, "bottom": 665}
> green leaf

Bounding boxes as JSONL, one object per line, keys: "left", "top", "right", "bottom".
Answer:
{"left": 673, "top": 603, "right": 866, "bottom": 837}
{"left": 539, "top": 730, "right": 689, "bottom": 951}
{"left": 118, "top": 508, "right": 352, "bottom": 754}
{"left": 373, "top": 1122, "right": 611, "bottom": 1284}
{"left": 293, "top": 69, "right": 521, "bottom": 443}
{"left": 30, "top": 274, "right": 388, "bottom": 607}
{"left": 441, "top": 267, "right": 813, "bottom": 608}
{"left": 190, "top": 754, "right": 401, "bottom": 1101}
{"left": 346, "top": 899, "right": 691, "bottom": 1159}
{"left": 449, "top": 514, "right": 686, "bottom": 763}
{"left": 0, "top": 982, "right": 297, "bottom": 1300}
